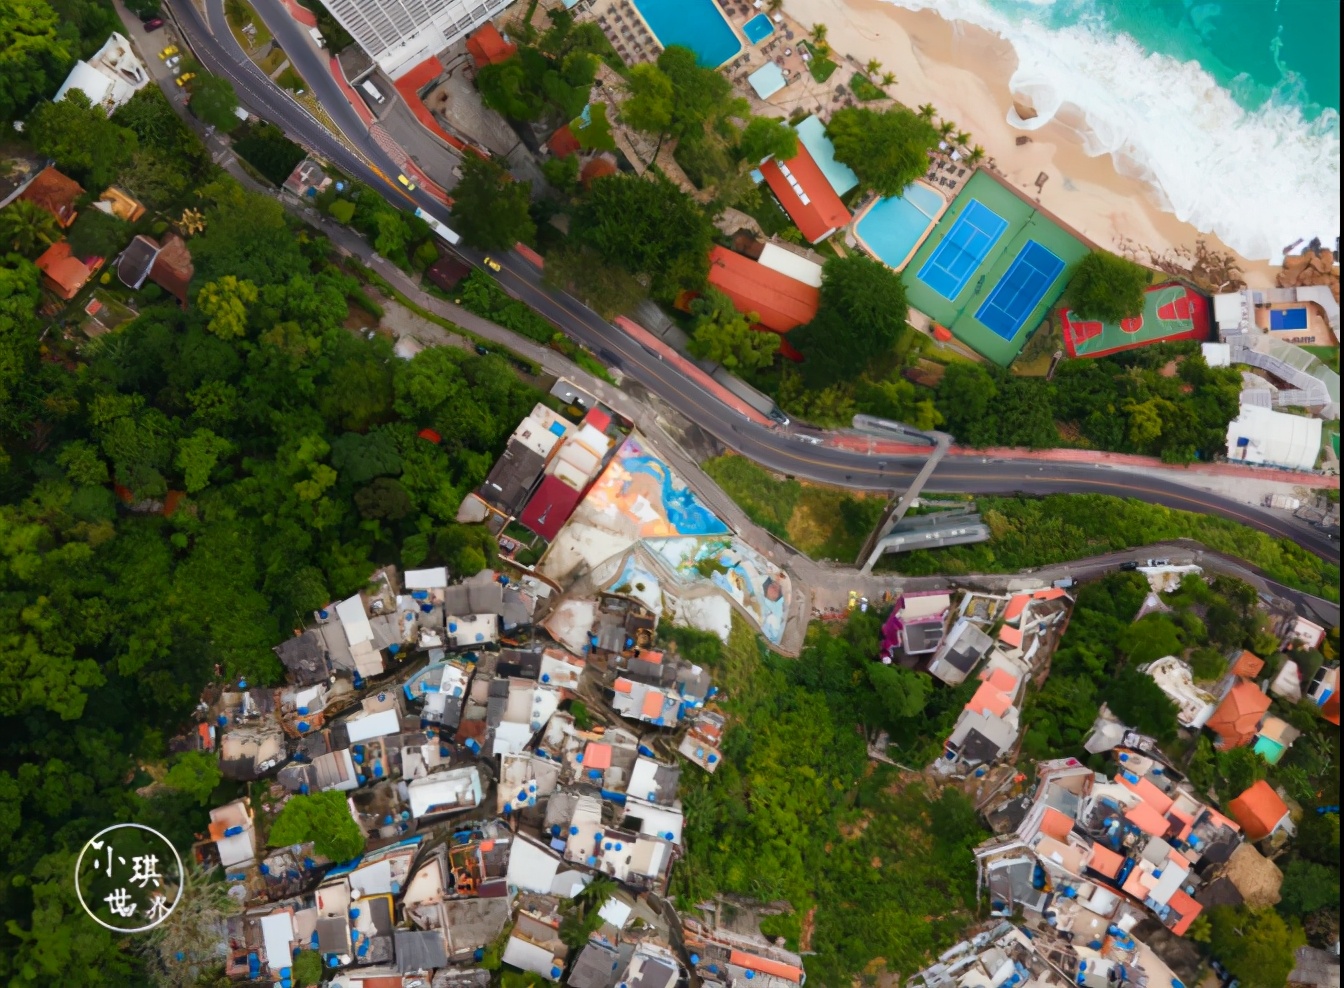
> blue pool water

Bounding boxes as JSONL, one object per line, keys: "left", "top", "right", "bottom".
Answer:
{"left": 854, "top": 183, "right": 945, "bottom": 270}
{"left": 743, "top": 13, "right": 774, "bottom": 44}
{"left": 632, "top": 0, "right": 742, "bottom": 67}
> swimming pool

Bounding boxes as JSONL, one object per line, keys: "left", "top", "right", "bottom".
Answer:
{"left": 852, "top": 182, "right": 945, "bottom": 270}
{"left": 744, "top": 13, "right": 774, "bottom": 44}
{"left": 631, "top": 0, "right": 742, "bottom": 68}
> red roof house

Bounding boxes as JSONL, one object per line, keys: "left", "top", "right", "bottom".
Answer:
{"left": 706, "top": 245, "right": 820, "bottom": 334}
{"left": 1227, "top": 780, "right": 1290, "bottom": 841}
{"left": 35, "top": 241, "right": 97, "bottom": 300}
{"left": 580, "top": 156, "right": 617, "bottom": 189}
{"left": 1206, "top": 681, "right": 1272, "bottom": 749}
{"left": 1230, "top": 651, "right": 1265, "bottom": 679}
{"left": 466, "top": 23, "right": 517, "bottom": 69}
{"left": 758, "top": 144, "right": 850, "bottom": 243}
{"left": 547, "top": 123, "right": 581, "bottom": 159}
{"left": 519, "top": 474, "right": 584, "bottom": 541}
{"left": 18, "top": 166, "right": 84, "bottom": 227}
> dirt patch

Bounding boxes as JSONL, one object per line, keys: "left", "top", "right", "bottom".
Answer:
{"left": 344, "top": 302, "right": 380, "bottom": 332}
{"left": 798, "top": 906, "right": 815, "bottom": 953}
{"left": 837, "top": 812, "right": 873, "bottom": 840}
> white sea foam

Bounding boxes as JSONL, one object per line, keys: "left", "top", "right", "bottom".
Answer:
{"left": 887, "top": 0, "right": 1341, "bottom": 261}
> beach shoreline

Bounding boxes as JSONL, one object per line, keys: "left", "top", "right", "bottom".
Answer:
{"left": 785, "top": 0, "right": 1280, "bottom": 288}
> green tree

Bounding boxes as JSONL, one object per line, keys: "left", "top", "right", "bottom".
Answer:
{"left": 573, "top": 102, "right": 616, "bottom": 152}
{"left": 475, "top": 58, "right": 543, "bottom": 120}
{"left": 935, "top": 362, "right": 997, "bottom": 444}
{"left": 0, "top": 199, "right": 61, "bottom": 256}
{"left": 268, "top": 790, "right": 364, "bottom": 862}
{"left": 354, "top": 477, "right": 413, "bottom": 520}
{"left": 789, "top": 254, "right": 912, "bottom": 388}
{"left": 738, "top": 115, "right": 798, "bottom": 164}
{"left": 572, "top": 172, "right": 714, "bottom": 296}
{"left": 826, "top": 105, "right": 938, "bottom": 196}
{"left": 175, "top": 427, "right": 234, "bottom": 493}
{"left": 25, "top": 90, "right": 138, "bottom": 188}
{"left": 1208, "top": 906, "right": 1303, "bottom": 988}
{"left": 542, "top": 245, "right": 647, "bottom": 319}
{"left": 197, "top": 275, "right": 258, "bottom": 339}
{"left": 451, "top": 155, "right": 536, "bottom": 251}
{"left": 686, "top": 288, "right": 779, "bottom": 371}
{"left": 0, "top": 0, "right": 71, "bottom": 122}
{"left": 188, "top": 74, "right": 241, "bottom": 131}
{"left": 1278, "top": 858, "right": 1339, "bottom": 916}
{"left": 1067, "top": 251, "right": 1151, "bottom": 322}
{"left": 620, "top": 62, "right": 674, "bottom": 141}
{"left": 657, "top": 45, "right": 746, "bottom": 139}
{"left": 161, "top": 750, "right": 223, "bottom": 805}
{"left": 541, "top": 154, "right": 580, "bottom": 194}
{"left": 1102, "top": 667, "right": 1179, "bottom": 740}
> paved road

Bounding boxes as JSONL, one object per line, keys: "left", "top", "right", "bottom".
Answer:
{"left": 165, "top": 0, "right": 1340, "bottom": 567}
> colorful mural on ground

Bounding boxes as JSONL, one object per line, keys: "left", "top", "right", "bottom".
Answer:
{"left": 584, "top": 436, "right": 731, "bottom": 538}
{"left": 650, "top": 537, "right": 790, "bottom": 645}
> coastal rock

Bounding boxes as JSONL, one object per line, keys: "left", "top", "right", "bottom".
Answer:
{"left": 1012, "top": 96, "right": 1038, "bottom": 121}
{"left": 1276, "top": 248, "right": 1340, "bottom": 302}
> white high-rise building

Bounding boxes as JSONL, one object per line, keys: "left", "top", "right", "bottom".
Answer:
{"left": 326, "top": 0, "right": 513, "bottom": 79}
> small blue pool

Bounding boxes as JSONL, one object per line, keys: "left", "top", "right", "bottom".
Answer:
{"left": 1269, "top": 307, "right": 1308, "bottom": 330}
{"left": 744, "top": 13, "right": 774, "bottom": 44}
{"left": 632, "top": 0, "right": 742, "bottom": 67}
{"left": 854, "top": 182, "right": 945, "bottom": 270}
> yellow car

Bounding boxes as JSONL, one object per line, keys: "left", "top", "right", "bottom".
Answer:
{"left": 847, "top": 590, "right": 858, "bottom": 611}
{"left": 159, "top": 45, "right": 179, "bottom": 59}
{"left": 175, "top": 72, "right": 196, "bottom": 87}
{"left": 397, "top": 173, "right": 416, "bottom": 191}
{"left": 483, "top": 257, "right": 501, "bottom": 272}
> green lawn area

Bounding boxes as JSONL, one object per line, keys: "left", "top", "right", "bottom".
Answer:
{"left": 850, "top": 72, "right": 886, "bottom": 102}
{"left": 225, "top": 0, "right": 271, "bottom": 50}
{"left": 276, "top": 65, "right": 306, "bottom": 92}
{"left": 878, "top": 493, "right": 1340, "bottom": 601}
{"left": 702, "top": 454, "right": 887, "bottom": 561}
{"left": 802, "top": 41, "right": 838, "bottom": 83}
{"left": 256, "top": 46, "right": 288, "bottom": 75}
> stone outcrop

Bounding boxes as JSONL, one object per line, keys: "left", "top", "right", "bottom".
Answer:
{"left": 1277, "top": 247, "right": 1340, "bottom": 303}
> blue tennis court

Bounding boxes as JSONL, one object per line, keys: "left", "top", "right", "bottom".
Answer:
{"left": 975, "top": 240, "right": 1066, "bottom": 341}
{"left": 916, "top": 200, "right": 1008, "bottom": 300}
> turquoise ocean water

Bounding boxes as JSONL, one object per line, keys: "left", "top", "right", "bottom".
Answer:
{"left": 889, "top": 0, "right": 1341, "bottom": 260}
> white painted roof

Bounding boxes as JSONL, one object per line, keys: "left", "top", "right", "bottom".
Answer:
{"left": 335, "top": 595, "right": 373, "bottom": 646}
{"left": 403, "top": 567, "right": 448, "bottom": 589}
{"left": 506, "top": 835, "right": 562, "bottom": 893}
{"left": 259, "top": 911, "right": 295, "bottom": 972}
{"left": 757, "top": 242, "right": 824, "bottom": 287}
{"left": 1225, "top": 403, "right": 1322, "bottom": 471}
{"left": 345, "top": 707, "right": 401, "bottom": 743}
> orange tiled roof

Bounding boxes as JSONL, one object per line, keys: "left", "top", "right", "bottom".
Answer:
{"left": 1206, "top": 681, "right": 1271, "bottom": 749}
{"left": 466, "top": 22, "right": 517, "bottom": 68}
{"left": 706, "top": 245, "right": 820, "bottom": 333}
{"left": 1086, "top": 843, "right": 1125, "bottom": 879}
{"left": 758, "top": 144, "right": 850, "bottom": 244}
{"left": 1230, "top": 650, "right": 1265, "bottom": 679}
{"left": 1227, "top": 780, "right": 1289, "bottom": 841}
{"left": 19, "top": 166, "right": 83, "bottom": 226}
{"left": 1039, "top": 806, "right": 1074, "bottom": 841}
{"left": 966, "top": 681, "right": 1013, "bottom": 719}
{"left": 583, "top": 742, "right": 612, "bottom": 769}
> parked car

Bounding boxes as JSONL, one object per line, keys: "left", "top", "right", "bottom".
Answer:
{"left": 158, "top": 45, "right": 178, "bottom": 59}
{"left": 165, "top": 55, "right": 180, "bottom": 68}
{"left": 1120, "top": 561, "right": 1139, "bottom": 571}
{"left": 144, "top": 18, "right": 165, "bottom": 31}
{"left": 397, "top": 173, "right": 416, "bottom": 191}
{"left": 175, "top": 72, "right": 196, "bottom": 87}
{"left": 474, "top": 344, "right": 490, "bottom": 356}
{"left": 1144, "top": 557, "right": 1170, "bottom": 567}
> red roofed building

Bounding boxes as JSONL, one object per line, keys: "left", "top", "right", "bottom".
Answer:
{"left": 1227, "top": 780, "right": 1291, "bottom": 841}
{"left": 581, "top": 407, "right": 611, "bottom": 433}
{"left": 35, "top": 241, "right": 98, "bottom": 300}
{"left": 465, "top": 22, "right": 516, "bottom": 68}
{"left": 1206, "top": 681, "right": 1272, "bottom": 749}
{"left": 18, "top": 166, "right": 83, "bottom": 227}
{"left": 706, "top": 245, "right": 820, "bottom": 334}
{"left": 758, "top": 144, "right": 850, "bottom": 243}
{"left": 580, "top": 156, "right": 618, "bottom": 189}
{"left": 547, "top": 123, "right": 580, "bottom": 159}
{"left": 519, "top": 474, "right": 584, "bottom": 541}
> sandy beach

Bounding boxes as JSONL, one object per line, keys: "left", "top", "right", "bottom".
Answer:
{"left": 783, "top": 0, "right": 1279, "bottom": 288}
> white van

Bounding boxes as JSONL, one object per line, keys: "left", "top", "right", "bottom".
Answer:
{"left": 361, "top": 79, "right": 385, "bottom": 104}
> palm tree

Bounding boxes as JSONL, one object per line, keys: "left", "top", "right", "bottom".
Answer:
{"left": 954, "top": 130, "right": 972, "bottom": 147}
{"left": 917, "top": 103, "right": 937, "bottom": 121}
{"left": 810, "top": 23, "right": 828, "bottom": 44}
{"left": 881, "top": 71, "right": 897, "bottom": 87}
{"left": 0, "top": 199, "right": 61, "bottom": 256}
{"left": 865, "top": 57, "right": 882, "bottom": 76}
{"left": 937, "top": 119, "right": 956, "bottom": 139}
{"left": 967, "top": 145, "right": 986, "bottom": 165}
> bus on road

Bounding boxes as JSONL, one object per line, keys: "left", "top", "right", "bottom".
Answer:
{"left": 415, "top": 207, "right": 460, "bottom": 246}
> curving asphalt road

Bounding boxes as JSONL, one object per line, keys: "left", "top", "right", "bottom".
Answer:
{"left": 167, "top": 0, "right": 1340, "bottom": 566}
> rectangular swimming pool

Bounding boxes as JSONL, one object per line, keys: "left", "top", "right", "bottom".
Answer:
{"left": 744, "top": 13, "right": 774, "bottom": 44}
{"left": 853, "top": 182, "right": 944, "bottom": 270}
{"left": 632, "top": 0, "right": 742, "bottom": 67}
{"left": 917, "top": 199, "right": 1008, "bottom": 300}
{"left": 975, "top": 240, "right": 1066, "bottom": 341}
{"left": 1269, "top": 307, "right": 1308, "bottom": 330}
